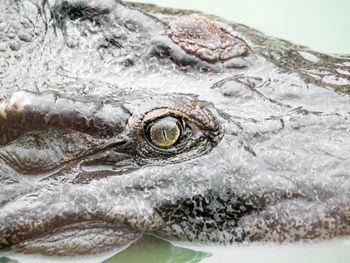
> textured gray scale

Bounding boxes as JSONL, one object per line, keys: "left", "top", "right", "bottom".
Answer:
{"left": 0, "top": 0, "right": 350, "bottom": 257}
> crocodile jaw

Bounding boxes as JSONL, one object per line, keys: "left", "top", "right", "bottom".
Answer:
{"left": 11, "top": 221, "right": 142, "bottom": 256}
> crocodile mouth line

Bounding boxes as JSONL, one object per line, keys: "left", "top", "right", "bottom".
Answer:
{"left": 44, "top": 138, "right": 136, "bottom": 181}
{"left": 11, "top": 220, "right": 143, "bottom": 256}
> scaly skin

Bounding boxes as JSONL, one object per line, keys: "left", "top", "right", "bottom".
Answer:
{"left": 0, "top": 0, "right": 350, "bottom": 256}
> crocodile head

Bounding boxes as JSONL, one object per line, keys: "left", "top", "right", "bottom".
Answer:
{"left": 0, "top": 0, "right": 350, "bottom": 256}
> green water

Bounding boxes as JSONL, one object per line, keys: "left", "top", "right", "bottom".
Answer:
{"left": 130, "top": 0, "right": 350, "bottom": 54}
{"left": 103, "top": 236, "right": 211, "bottom": 263}
{"left": 3, "top": 236, "right": 350, "bottom": 263}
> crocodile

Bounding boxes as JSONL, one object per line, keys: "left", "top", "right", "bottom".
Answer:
{"left": 0, "top": 0, "right": 350, "bottom": 256}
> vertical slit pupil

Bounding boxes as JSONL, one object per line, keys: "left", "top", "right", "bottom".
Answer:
{"left": 146, "top": 116, "right": 182, "bottom": 148}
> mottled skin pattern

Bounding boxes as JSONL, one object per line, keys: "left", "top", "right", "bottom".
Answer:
{"left": 0, "top": 0, "right": 350, "bottom": 256}
{"left": 167, "top": 14, "right": 248, "bottom": 62}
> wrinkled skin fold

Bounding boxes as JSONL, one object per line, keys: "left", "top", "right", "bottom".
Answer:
{"left": 0, "top": 0, "right": 350, "bottom": 256}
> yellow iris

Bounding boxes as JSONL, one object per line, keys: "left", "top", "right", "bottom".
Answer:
{"left": 148, "top": 117, "right": 181, "bottom": 148}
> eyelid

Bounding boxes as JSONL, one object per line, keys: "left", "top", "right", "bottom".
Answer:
{"left": 142, "top": 108, "right": 188, "bottom": 123}
{"left": 141, "top": 108, "right": 207, "bottom": 131}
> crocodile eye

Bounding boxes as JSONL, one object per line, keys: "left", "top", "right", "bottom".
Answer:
{"left": 128, "top": 94, "right": 222, "bottom": 163}
{"left": 146, "top": 116, "right": 182, "bottom": 148}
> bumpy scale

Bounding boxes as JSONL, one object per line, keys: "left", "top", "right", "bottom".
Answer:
{"left": 167, "top": 14, "right": 248, "bottom": 62}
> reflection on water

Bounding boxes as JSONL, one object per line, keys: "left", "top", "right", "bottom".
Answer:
{"left": 0, "top": 235, "right": 211, "bottom": 263}
{"left": 2, "top": 236, "right": 350, "bottom": 263}
{"left": 0, "top": 257, "right": 19, "bottom": 263}
{"left": 103, "top": 235, "right": 211, "bottom": 263}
